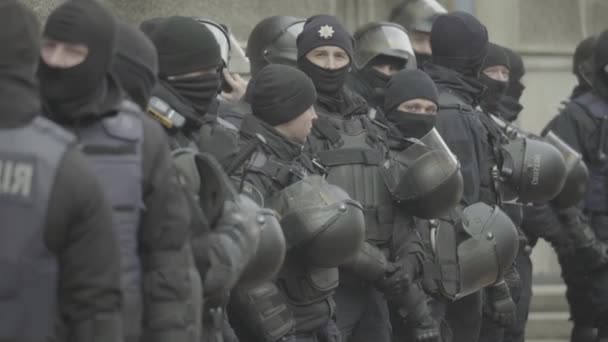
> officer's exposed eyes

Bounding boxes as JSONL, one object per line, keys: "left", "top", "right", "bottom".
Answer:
{"left": 306, "top": 46, "right": 351, "bottom": 70}
{"left": 483, "top": 65, "right": 510, "bottom": 83}
{"left": 166, "top": 67, "right": 220, "bottom": 81}
{"left": 40, "top": 38, "right": 89, "bottom": 69}
{"left": 372, "top": 63, "right": 403, "bottom": 77}
{"left": 398, "top": 99, "right": 438, "bottom": 115}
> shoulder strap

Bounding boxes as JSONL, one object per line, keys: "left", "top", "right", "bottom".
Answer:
{"left": 312, "top": 115, "right": 342, "bottom": 146}
{"left": 438, "top": 91, "right": 474, "bottom": 113}
{"left": 572, "top": 92, "right": 607, "bottom": 124}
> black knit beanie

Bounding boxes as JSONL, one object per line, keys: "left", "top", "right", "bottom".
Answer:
{"left": 112, "top": 21, "right": 158, "bottom": 109}
{"left": 296, "top": 15, "right": 354, "bottom": 61}
{"left": 431, "top": 11, "right": 488, "bottom": 77}
{"left": 385, "top": 69, "right": 438, "bottom": 113}
{"left": 150, "top": 16, "right": 222, "bottom": 77}
{"left": 482, "top": 43, "right": 510, "bottom": 70}
{"left": 251, "top": 64, "right": 317, "bottom": 126}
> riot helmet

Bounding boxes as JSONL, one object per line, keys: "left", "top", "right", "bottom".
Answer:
{"left": 434, "top": 203, "right": 518, "bottom": 300}
{"left": 391, "top": 129, "right": 463, "bottom": 219}
{"left": 544, "top": 131, "right": 589, "bottom": 208}
{"left": 189, "top": 152, "right": 285, "bottom": 288}
{"left": 353, "top": 22, "right": 416, "bottom": 70}
{"left": 501, "top": 137, "right": 568, "bottom": 203}
{"left": 247, "top": 16, "right": 305, "bottom": 77}
{"left": 193, "top": 18, "right": 231, "bottom": 67}
{"left": 238, "top": 203, "right": 286, "bottom": 288}
{"left": 389, "top": 0, "right": 447, "bottom": 33}
{"left": 268, "top": 175, "right": 366, "bottom": 268}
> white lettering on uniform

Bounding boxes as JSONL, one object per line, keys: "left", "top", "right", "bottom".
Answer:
{"left": 0, "top": 160, "right": 34, "bottom": 197}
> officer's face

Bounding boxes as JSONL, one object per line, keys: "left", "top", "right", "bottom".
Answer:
{"left": 275, "top": 106, "right": 318, "bottom": 144}
{"left": 398, "top": 99, "right": 437, "bottom": 115}
{"left": 306, "top": 46, "right": 350, "bottom": 70}
{"left": 40, "top": 38, "right": 89, "bottom": 69}
{"left": 410, "top": 31, "right": 432, "bottom": 55}
{"left": 372, "top": 64, "right": 402, "bottom": 77}
{"left": 483, "top": 65, "right": 510, "bottom": 82}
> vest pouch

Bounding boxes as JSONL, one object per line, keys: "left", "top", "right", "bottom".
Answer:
{"left": 278, "top": 259, "right": 338, "bottom": 306}
{"left": 290, "top": 297, "right": 334, "bottom": 334}
{"left": 88, "top": 155, "right": 143, "bottom": 290}
{"left": 366, "top": 205, "right": 395, "bottom": 244}
{"left": 326, "top": 164, "right": 395, "bottom": 244}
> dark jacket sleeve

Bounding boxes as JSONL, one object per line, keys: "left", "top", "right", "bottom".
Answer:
{"left": 543, "top": 102, "right": 596, "bottom": 158}
{"left": 523, "top": 204, "right": 608, "bottom": 274}
{"left": 138, "top": 116, "right": 195, "bottom": 342}
{"left": 436, "top": 108, "right": 482, "bottom": 205}
{"left": 45, "top": 146, "right": 123, "bottom": 342}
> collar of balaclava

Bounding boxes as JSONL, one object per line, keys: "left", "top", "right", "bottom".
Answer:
{"left": 239, "top": 113, "right": 304, "bottom": 161}
{"left": 424, "top": 63, "right": 486, "bottom": 106}
{"left": 44, "top": 74, "right": 123, "bottom": 125}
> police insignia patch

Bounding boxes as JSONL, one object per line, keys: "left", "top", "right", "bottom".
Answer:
{"left": 318, "top": 25, "right": 334, "bottom": 39}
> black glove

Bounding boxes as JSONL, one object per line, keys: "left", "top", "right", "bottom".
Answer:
{"left": 376, "top": 262, "right": 411, "bottom": 299}
{"left": 484, "top": 281, "right": 517, "bottom": 327}
{"left": 411, "top": 315, "right": 440, "bottom": 342}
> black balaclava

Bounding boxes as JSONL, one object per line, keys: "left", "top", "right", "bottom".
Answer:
{"left": 151, "top": 16, "right": 222, "bottom": 116}
{"left": 430, "top": 11, "right": 489, "bottom": 79}
{"left": 592, "top": 30, "right": 608, "bottom": 101}
{"left": 415, "top": 52, "right": 432, "bottom": 68}
{"left": 38, "top": 0, "right": 118, "bottom": 122}
{"left": 112, "top": 21, "right": 159, "bottom": 109}
{"left": 0, "top": 1, "right": 41, "bottom": 127}
{"left": 498, "top": 47, "right": 525, "bottom": 122}
{"left": 384, "top": 69, "right": 439, "bottom": 139}
{"left": 572, "top": 35, "right": 597, "bottom": 98}
{"left": 357, "top": 55, "right": 406, "bottom": 105}
{"left": 251, "top": 64, "right": 317, "bottom": 126}
{"left": 297, "top": 15, "right": 354, "bottom": 96}
{"left": 479, "top": 43, "right": 510, "bottom": 113}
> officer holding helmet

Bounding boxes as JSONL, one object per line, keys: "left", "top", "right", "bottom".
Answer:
{"left": 347, "top": 22, "right": 416, "bottom": 109}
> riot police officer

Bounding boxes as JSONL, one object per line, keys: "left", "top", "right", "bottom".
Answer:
{"left": 37, "top": 2, "right": 196, "bottom": 341}
{"left": 425, "top": 12, "right": 569, "bottom": 342}
{"left": 388, "top": 0, "right": 447, "bottom": 66}
{"left": 228, "top": 64, "right": 365, "bottom": 342}
{"left": 543, "top": 30, "right": 608, "bottom": 342}
{"left": 570, "top": 36, "right": 597, "bottom": 100}
{"left": 0, "top": 2, "right": 123, "bottom": 340}
{"left": 297, "top": 14, "right": 411, "bottom": 342}
{"left": 147, "top": 16, "right": 241, "bottom": 164}
{"left": 145, "top": 16, "right": 271, "bottom": 342}
{"left": 496, "top": 47, "right": 525, "bottom": 123}
{"left": 475, "top": 42, "right": 523, "bottom": 342}
{"left": 383, "top": 69, "right": 446, "bottom": 342}
{"left": 478, "top": 43, "right": 511, "bottom": 115}
{"left": 347, "top": 22, "right": 415, "bottom": 109}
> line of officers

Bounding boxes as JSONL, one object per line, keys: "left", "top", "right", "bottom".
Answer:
{"left": 2, "top": 0, "right": 608, "bottom": 342}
